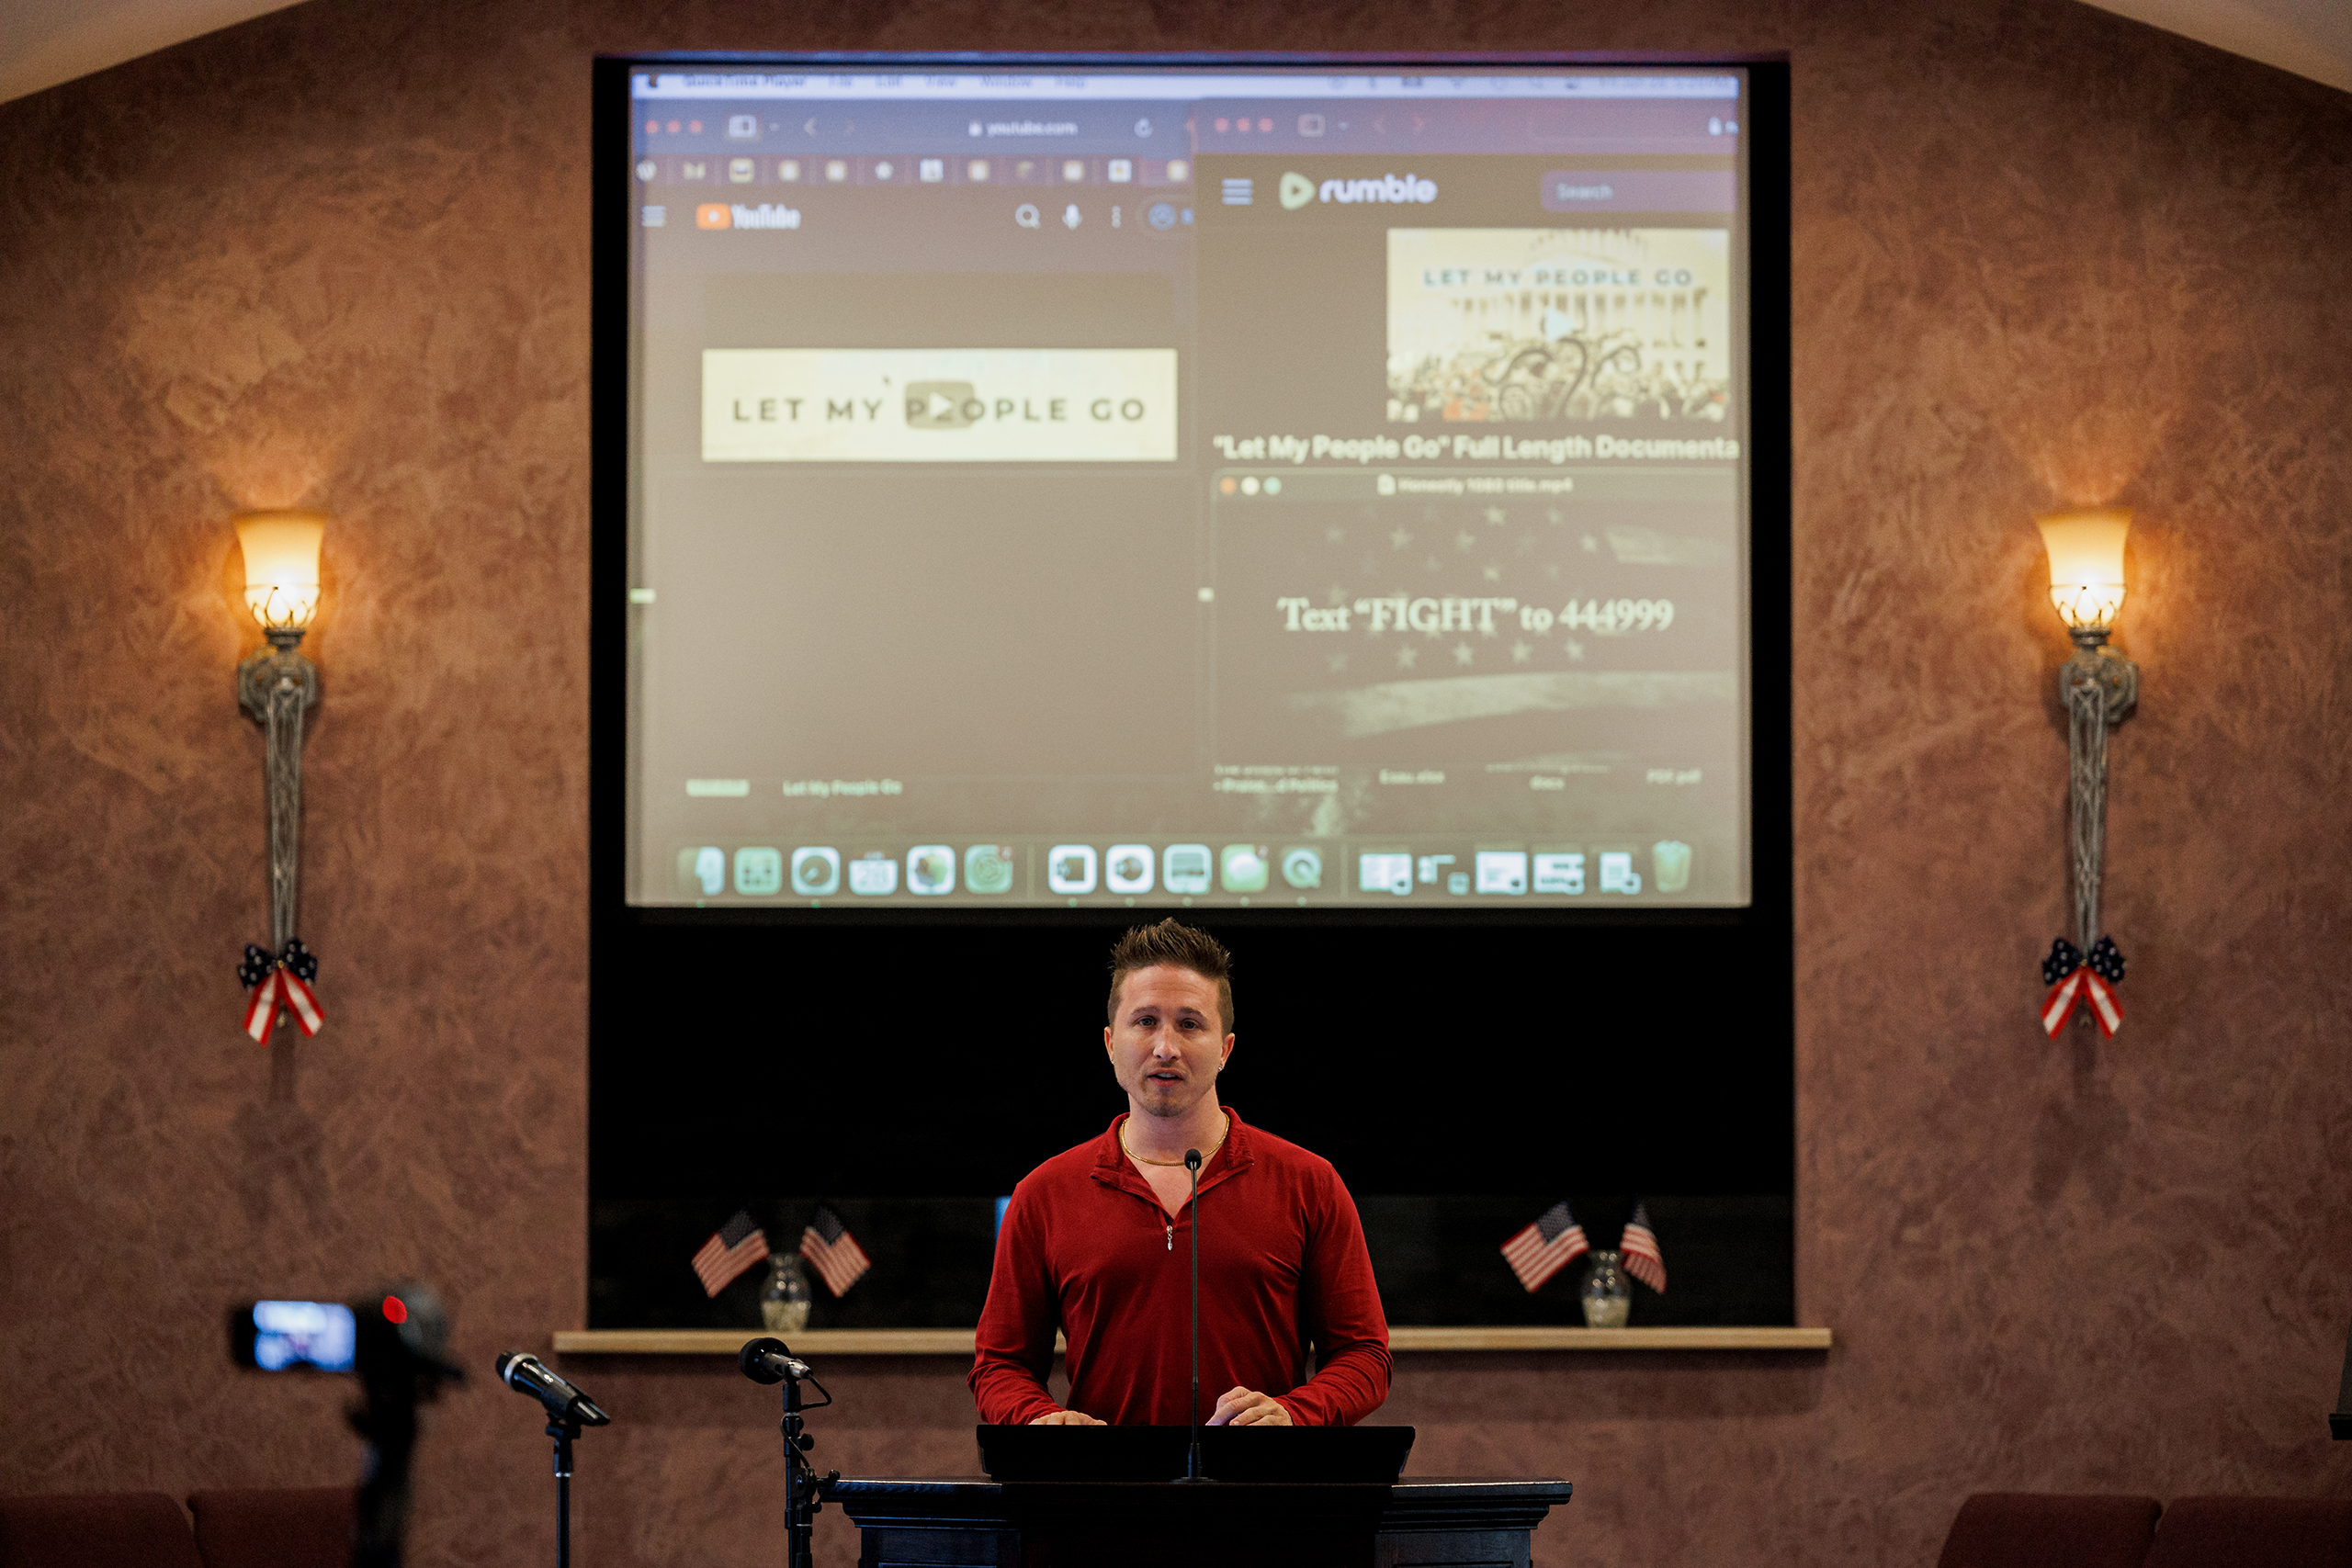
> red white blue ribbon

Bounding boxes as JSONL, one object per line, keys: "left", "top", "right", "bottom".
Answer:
{"left": 2039, "top": 936, "right": 2124, "bottom": 1038}
{"left": 239, "top": 941, "right": 322, "bottom": 1044}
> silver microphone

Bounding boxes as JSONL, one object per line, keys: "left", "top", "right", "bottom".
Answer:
{"left": 495, "top": 1351, "right": 611, "bottom": 1425}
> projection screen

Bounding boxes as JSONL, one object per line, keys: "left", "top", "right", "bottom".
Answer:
{"left": 620, "top": 63, "right": 1757, "bottom": 912}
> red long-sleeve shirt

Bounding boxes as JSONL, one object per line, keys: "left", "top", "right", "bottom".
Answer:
{"left": 969, "top": 1109, "right": 1391, "bottom": 1427}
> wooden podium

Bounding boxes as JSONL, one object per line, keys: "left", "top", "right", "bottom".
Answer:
{"left": 831, "top": 1476, "right": 1574, "bottom": 1568}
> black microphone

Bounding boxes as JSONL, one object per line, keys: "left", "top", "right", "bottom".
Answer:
{"left": 495, "top": 1352, "right": 611, "bottom": 1426}
{"left": 740, "top": 1336, "right": 812, "bottom": 1385}
{"left": 1183, "top": 1146, "right": 1204, "bottom": 1483}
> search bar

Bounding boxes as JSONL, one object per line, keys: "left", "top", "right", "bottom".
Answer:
{"left": 1540, "top": 169, "right": 1735, "bottom": 212}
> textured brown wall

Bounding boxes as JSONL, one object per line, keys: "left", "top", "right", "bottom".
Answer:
{"left": 3, "top": 1, "right": 2348, "bottom": 1564}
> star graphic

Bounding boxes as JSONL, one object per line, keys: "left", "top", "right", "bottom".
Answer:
{"left": 1396, "top": 645, "right": 1419, "bottom": 670}
{"left": 1517, "top": 534, "right": 1538, "bottom": 554}
{"left": 1325, "top": 525, "right": 1347, "bottom": 544}
{"left": 1390, "top": 527, "right": 1413, "bottom": 550}
{"left": 1453, "top": 641, "right": 1476, "bottom": 666}
{"left": 1455, "top": 531, "right": 1476, "bottom": 551}
{"left": 1327, "top": 652, "right": 1349, "bottom": 674}
{"left": 1566, "top": 638, "right": 1585, "bottom": 661}
{"left": 1482, "top": 563, "right": 1501, "bottom": 583}
{"left": 1425, "top": 555, "right": 1443, "bottom": 574}
{"left": 1326, "top": 584, "right": 1349, "bottom": 605}
{"left": 1581, "top": 534, "right": 1599, "bottom": 553}
{"left": 1546, "top": 507, "right": 1565, "bottom": 525}
{"left": 1511, "top": 640, "right": 1533, "bottom": 664}
{"left": 1484, "top": 506, "right": 1507, "bottom": 525}
{"left": 1546, "top": 562, "right": 1563, "bottom": 581}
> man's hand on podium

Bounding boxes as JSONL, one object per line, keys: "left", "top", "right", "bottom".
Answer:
{"left": 1206, "top": 1387, "right": 1293, "bottom": 1427}
{"left": 1029, "top": 1408, "right": 1107, "bottom": 1425}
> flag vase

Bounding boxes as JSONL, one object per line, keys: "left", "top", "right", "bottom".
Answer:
{"left": 761, "top": 1256, "right": 812, "bottom": 1335}
{"left": 1579, "top": 1252, "right": 1631, "bottom": 1328}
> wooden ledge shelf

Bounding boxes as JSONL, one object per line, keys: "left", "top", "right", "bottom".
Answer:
{"left": 1389, "top": 1325, "right": 1828, "bottom": 1351}
{"left": 551, "top": 1325, "right": 1829, "bottom": 1356}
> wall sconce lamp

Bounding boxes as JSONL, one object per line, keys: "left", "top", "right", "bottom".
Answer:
{"left": 2037, "top": 507, "right": 2136, "bottom": 1036}
{"left": 234, "top": 510, "right": 326, "bottom": 1043}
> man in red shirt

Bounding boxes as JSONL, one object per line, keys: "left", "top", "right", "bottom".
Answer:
{"left": 969, "top": 919, "right": 1391, "bottom": 1427}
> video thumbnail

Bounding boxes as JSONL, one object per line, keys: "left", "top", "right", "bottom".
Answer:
{"left": 1386, "top": 228, "right": 1732, "bottom": 424}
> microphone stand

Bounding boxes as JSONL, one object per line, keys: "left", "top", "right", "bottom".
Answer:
{"left": 1178, "top": 1145, "right": 1206, "bottom": 1484}
{"left": 547, "top": 1412, "right": 581, "bottom": 1568}
{"left": 496, "top": 1358, "right": 608, "bottom": 1568}
{"left": 771, "top": 1357, "right": 838, "bottom": 1568}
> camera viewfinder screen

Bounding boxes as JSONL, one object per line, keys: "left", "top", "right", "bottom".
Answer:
{"left": 249, "top": 1301, "right": 357, "bottom": 1372}
{"left": 622, "top": 65, "right": 1755, "bottom": 911}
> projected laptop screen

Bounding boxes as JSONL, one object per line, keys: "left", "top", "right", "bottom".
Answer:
{"left": 621, "top": 66, "right": 1754, "bottom": 911}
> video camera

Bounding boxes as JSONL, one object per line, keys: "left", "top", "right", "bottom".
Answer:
{"left": 227, "top": 1288, "right": 461, "bottom": 1568}
{"left": 228, "top": 1290, "right": 463, "bottom": 1383}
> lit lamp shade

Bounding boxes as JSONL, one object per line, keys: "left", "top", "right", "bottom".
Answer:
{"left": 235, "top": 510, "right": 327, "bottom": 631}
{"left": 2037, "top": 507, "right": 2131, "bottom": 632}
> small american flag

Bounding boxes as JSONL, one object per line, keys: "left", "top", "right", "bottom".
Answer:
{"left": 690, "top": 1210, "right": 769, "bottom": 1298}
{"left": 1500, "top": 1201, "right": 1589, "bottom": 1292}
{"left": 1621, "top": 1204, "right": 1668, "bottom": 1293}
{"left": 800, "top": 1205, "right": 871, "bottom": 1297}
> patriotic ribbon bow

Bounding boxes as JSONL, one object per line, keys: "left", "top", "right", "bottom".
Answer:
{"left": 238, "top": 940, "right": 323, "bottom": 1044}
{"left": 2039, "top": 935, "right": 2124, "bottom": 1038}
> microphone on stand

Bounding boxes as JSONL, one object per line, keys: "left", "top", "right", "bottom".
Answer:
{"left": 496, "top": 1352, "right": 611, "bottom": 1426}
{"left": 1183, "top": 1145, "right": 1204, "bottom": 1483}
{"left": 740, "top": 1337, "right": 813, "bottom": 1385}
{"left": 493, "top": 1351, "right": 609, "bottom": 1568}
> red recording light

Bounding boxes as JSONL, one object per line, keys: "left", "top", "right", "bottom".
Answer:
{"left": 381, "top": 1295, "right": 408, "bottom": 1325}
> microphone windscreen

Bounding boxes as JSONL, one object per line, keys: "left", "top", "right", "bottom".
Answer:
{"left": 1185, "top": 1148, "right": 1202, "bottom": 1170}
{"left": 740, "top": 1336, "right": 788, "bottom": 1383}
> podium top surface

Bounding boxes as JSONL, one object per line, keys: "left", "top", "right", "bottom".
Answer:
{"left": 835, "top": 1477, "right": 1572, "bottom": 1498}
{"left": 978, "top": 1423, "right": 1416, "bottom": 1483}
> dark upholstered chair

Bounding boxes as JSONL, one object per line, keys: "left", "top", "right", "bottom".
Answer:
{"left": 0, "top": 1491, "right": 204, "bottom": 1568}
{"left": 1936, "top": 1492, "right": 2164, "bottom": 1568}
{"left": 187, "top": 1488, "right": 356, "bottom": 1568}
{"left": 2143, "top": 1496, "right": 2352, "bottom": 1568}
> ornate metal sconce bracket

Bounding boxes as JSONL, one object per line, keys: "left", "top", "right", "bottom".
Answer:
{"left": 237, "top": 628, "right": 320, "bottom": 952}
{"left": 2060, "top": 626, "right": 2137, "bottom": 957}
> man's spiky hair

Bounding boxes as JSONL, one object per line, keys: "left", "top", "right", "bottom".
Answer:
{"left": 1106, "top": 919, "right": 1234, "bottom": 1034}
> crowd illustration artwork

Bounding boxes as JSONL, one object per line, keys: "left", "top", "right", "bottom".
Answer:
{"left": 1387, "top": 227, "right": 1736, "bottom": 426}
{"left": 1387, "top": 325, "right": 1732, "bottom": 425}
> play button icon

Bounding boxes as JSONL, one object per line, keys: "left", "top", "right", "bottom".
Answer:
{"left": 1278, "top": 171, "right": 1316, "bottom": 209}
{"left": 905, "top": 381, "right": 978, "bottom": 428}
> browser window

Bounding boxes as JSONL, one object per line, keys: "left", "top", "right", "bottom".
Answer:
{"left": 624, "top": 67, "right": 1751, "bottom": 909}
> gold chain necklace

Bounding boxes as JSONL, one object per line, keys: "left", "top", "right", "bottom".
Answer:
{"left": 1121, "top": 1111, "right": 1229, "bottom": 1168}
